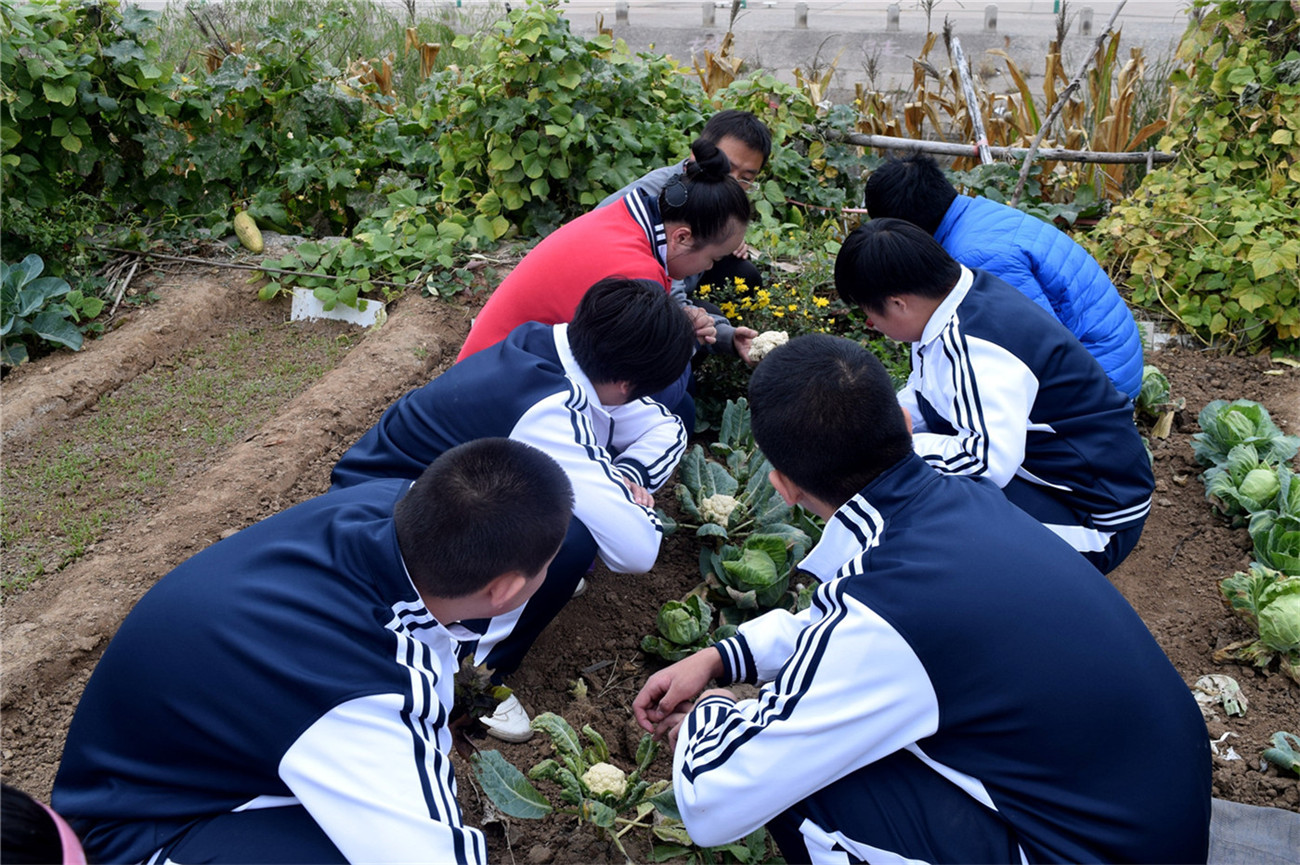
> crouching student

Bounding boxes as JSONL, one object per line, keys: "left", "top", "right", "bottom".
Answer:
{"left": 835, "top": 218, "right": 1153, "bottom": 573}
{"left": 633, "top": 334, "right": 1210, "bottom": 864}
{"left": 332, "top": 277, "right": 695, "bottom": 741}
{"left": 53, "top": 439, "right": 574, "bottom": 864}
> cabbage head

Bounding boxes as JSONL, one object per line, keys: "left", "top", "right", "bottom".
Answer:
{"left": 656, "top": 596, "right": 711, "bottom": 646}
{"left": 1193, "top": 399, "right": 1300, "bottom": 467}
{"left": 1257, "top": 581, "right": 1300, "bottom": 653}
{"left": 1204, "top": 444, "right": 1281, "bottom": 520}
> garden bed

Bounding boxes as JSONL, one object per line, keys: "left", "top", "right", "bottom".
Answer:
{"left": 1, "top": 268, "right": 1297, "bottom": 863}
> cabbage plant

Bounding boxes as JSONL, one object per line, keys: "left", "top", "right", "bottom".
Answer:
{"left": 1215, "top": 564, "right": 1300, "bottom": 684}
{"left": 1203, "top": 444, "right": 1284, "bottom": 524}
{"left": 659, "top": 399, "right": 820, "bottom": 628}
{"left": 1192, "top": 399, "right": 1300, "bottom": 468}
{"left": 1248, "top": 466, "right": 1300, "bottom": 575}
{"left": 640, "top": 595, "right": 737, "bottom": 662}
{"left": 1135, "top": 364, "right": 1183, "bottom": 440}
{"left": 1252, "top": 520, "right": 1300, "bottom": 577}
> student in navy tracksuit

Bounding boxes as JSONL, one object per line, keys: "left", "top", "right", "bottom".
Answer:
{"left": 332, "top": 277, "right": 694, "bottom": 739}
{"left": 835, "top": 218, "right": 1153, "bottom": 573}
{"left": 864, "top": 152, "right": 1144, "bottom": 399}
{"left": 634, "top": 335, "right": 1210, "bottom": 864}
{"left": 54, "top": 440, "right": 573, "bottom": 864}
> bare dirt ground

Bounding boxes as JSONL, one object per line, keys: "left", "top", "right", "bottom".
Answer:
{"left": 2, "top": 263, "right": 1298, "bottom": 863}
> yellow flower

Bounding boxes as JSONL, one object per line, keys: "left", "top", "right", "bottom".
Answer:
{"left": 814, "top": 297, "right": 830, "bottom": 308}
{"left": 773, "top": 310, "right": 785, "bottom": 317}
{"left": 788, "top": 303, "right": 798, "bottom": 311}
{"left": 699, "top": 284, "right": 711, "bottom": 295}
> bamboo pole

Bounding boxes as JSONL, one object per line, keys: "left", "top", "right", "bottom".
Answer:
{"left": 816, "top": 127, "right": 1175, "bottom": 165}
{"left": 951, "top": 36, "right": 993, "bottom": 165}
{"left": 1009, "top": 0, "right": 1128, "bottom": 206}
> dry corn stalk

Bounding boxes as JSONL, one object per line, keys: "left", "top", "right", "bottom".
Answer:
{"left": 794, "top": 48, "right": 844, "bottom": 109}
{"left": 344, "top": 53, "right": 397, "bottom": 112}
{"left": 694, "top": 31, "right": 742, "bottom": 95}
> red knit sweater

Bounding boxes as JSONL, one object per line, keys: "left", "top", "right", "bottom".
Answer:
{"left": 457, "top": 197, "right": 670, "bottom": 361}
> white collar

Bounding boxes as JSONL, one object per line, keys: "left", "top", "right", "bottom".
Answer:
{"left": 552, "top": 324, "right": 614, "bottom": 414}
{"left": 917, "top": 264, "right": 974, "bottom": 347}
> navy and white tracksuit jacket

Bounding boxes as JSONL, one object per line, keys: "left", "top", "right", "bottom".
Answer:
{"left": 53, "top": 480, "right": 487, "bottom": 865}
{"left": 332, "top": 322, "right": 686, "bottom": 575}
{"left": 675, "top": 453, "right": 1211, "bottom": 863}
{"left": 899, "top": 265, "right": 1153, "bottom": 551}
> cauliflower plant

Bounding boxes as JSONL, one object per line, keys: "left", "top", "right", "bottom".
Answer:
{"left": 581, "top": 762, "right": 628, "bottom": 798}
{"left": 699, "top": 493, "right": 740, "bottom": 526}
{"left": 747, "top": 330, "right": 789, "bottom": 363}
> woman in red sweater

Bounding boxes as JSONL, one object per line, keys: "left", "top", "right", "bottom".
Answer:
{"left": 457, "top": 139, "right": 753, "bottom": 361}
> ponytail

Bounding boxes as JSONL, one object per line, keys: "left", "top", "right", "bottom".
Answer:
{"left": 659, "top": 138, "right": 751, "bottom": 244}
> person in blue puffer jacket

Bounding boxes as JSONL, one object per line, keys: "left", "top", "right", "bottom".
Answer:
{"left": 864, "top": 152, "right": 1144, "bottom": 400}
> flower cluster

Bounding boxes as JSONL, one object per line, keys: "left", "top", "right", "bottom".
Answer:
{"left": 701, "top": 277, "right": 837, "bottom": 336}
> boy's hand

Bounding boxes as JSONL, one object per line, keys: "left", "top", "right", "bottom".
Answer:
{"left": 622, "top": 478, "right": 654, "bottom": 508}
{"left": 633, "top": 647, "right": 725, "bottom": 740}
{"left": 684, "top": 305, "right": 717, "bottom": 345}
{"left": 732, "top": 327, "right": 759, "bottom": 365}
{"left": 733, "top": 241, "right": 751, "bottom": 260}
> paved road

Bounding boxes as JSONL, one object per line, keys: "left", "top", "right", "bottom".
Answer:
{"left": 555, "top": 0, "right": 1192, "bottom": 95}
{"left": 134, "top": 0, "right": 1192, "bottom": 97}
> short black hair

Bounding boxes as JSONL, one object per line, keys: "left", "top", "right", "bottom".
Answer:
{"left": 749, "top": 334, "right": 912, "bottom": 506}
{"left": 659, "top": 138, "right": 752, "bottom": 245}
{"left": 569, "top": 277, "right": 695, "bottom": 399}
{"left": 2, "top": 784, "right": 65, "bottom": 865}
{"left": 702, "top": 109, "right": 773, "bottom": 165}
{"left": 863, "top": 151, "right": 959, "bottom": 235}
{"left": 394, "top": 439, "right": 573, "bottom": 599}
{"left": 834, "top": 218, "right": 961, "bottom": 313}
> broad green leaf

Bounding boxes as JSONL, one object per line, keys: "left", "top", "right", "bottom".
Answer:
{"left": 471, "top": 751, "right": 552, "bottom": 819}
{"left": 42, "top": 81, "right": 76, "bottom": 105}
{"left": 531, "top": 712, "right": 582, "bottom": 757}
{"left": 578, "top": 797, "right": 616, "bottom": 828}
{"left": 581, "top": 726, "right": 610, "bottom": 764}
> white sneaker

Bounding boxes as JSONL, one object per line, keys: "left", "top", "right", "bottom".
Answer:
{"left": 572, "top": 577, "right": 588, "bottom": 598}
{"left": 481, "top": 695, "right": 534, "bottom": 742}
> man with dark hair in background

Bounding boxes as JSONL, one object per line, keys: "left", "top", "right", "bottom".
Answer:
{"left": 54, "top": 439, "right": 574, "bottom": 864}
{"left": 334, "top": 277, "right": 696, "bottom": 739}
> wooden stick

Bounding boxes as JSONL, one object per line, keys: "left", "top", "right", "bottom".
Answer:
{"left": 951, "top": 37, "right": 993, "bottom": 165}
{"left": 1009, "top": 0, "right": 1128, "bottom": 207}
{"left": 108, "top": 257, "right": 140, "bottom": 318}
{"left": 816, "top": 127, "right": 1174, "bottom": 165}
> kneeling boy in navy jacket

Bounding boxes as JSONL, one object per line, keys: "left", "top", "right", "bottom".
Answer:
{"left": 835, "top": 218, "right": 1153, "bottom": 573}
{"left": 634, "top": 334, "right": 1209, "bottom": 864}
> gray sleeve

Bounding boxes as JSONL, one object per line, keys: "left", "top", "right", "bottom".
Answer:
{"left": 595, "top": 163, "right": 686, "bottom": 210}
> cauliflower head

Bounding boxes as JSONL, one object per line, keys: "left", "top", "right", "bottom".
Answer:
{"left": 699, "top": 493, "right": 740, "bottom": 526}
{"left": 748, "top": 330, "right": 789, "bottom": 362}
{"left": 581, "top": 762, "right": 628, "bottom": 798}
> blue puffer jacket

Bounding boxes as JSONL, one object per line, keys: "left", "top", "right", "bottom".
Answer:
{"left": 934, "top": 195, "right": 1144, "bottom": 400}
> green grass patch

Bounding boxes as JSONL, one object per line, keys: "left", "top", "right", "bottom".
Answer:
{"left": 1, "top": 323, "right": 359, "bottom": 597}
